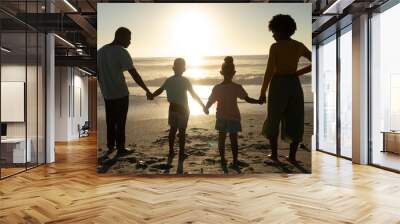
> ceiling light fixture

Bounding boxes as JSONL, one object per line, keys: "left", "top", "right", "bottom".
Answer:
{"left": 54, "top": 34, "right": 75, "bottom": 48}
{"left": 322, "top": 0, "right": 347, "bottom": 15}
{"left": 63, "top": 0, "right": 78, "bottom": 12}
{"left": 1, "top": 47, "right": 11, "bottom": 53}
{"left": 78, "top": 67, "right": 93, "bottom": 76}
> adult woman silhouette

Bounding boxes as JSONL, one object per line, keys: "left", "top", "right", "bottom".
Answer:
{"left": 259, "top": 14, "right": 311, "bottom": 162}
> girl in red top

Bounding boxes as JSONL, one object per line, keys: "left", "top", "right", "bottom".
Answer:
{"left": 204, "top": 56, "right": 261, "bottom": 174}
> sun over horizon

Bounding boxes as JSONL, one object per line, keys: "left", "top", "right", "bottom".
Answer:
{"left": 98, "top": 3, "right": 312, "bottom": 63}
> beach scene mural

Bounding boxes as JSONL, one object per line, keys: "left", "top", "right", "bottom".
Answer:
{"left": 97, "top": 3, "right": 312, "bottom": 175}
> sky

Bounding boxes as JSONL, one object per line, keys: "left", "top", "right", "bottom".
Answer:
{"left": 97, "top": 3, "right": 311, "bottom": 58}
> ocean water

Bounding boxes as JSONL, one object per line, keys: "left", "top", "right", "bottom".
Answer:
{"left": 125, "top": 55, "right": 311, "bottom": 86}
{"left": 98, "top": 55, "right": 313, "bottom": 121}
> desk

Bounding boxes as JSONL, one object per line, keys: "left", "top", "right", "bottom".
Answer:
{"left": 382, "top": 131, "right": 400, "bottom": 154}
{"left": 1, "top": 138, "right": 31, "bottom": 163}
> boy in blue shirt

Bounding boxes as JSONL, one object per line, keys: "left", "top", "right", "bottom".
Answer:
{"left": 151, "top": 58, "right": 206, "bottom": 174}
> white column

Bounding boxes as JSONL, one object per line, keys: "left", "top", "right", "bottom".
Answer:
{"left": 352, "top": 14, "right": 369, "bottom": 164}
{"left": 46, "top": 1, "right": 55, "bottom": 163}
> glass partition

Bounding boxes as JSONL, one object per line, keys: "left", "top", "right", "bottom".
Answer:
{"left": 0, "top": 1, "right": 46, "bottom": 179}
{"left": 1, "top": 31, "right": 28, "bottom": 178}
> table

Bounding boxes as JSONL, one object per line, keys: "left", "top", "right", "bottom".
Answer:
{"left": 381, "top": 131, "right": 400, "bottom": 154}
{"left": 1, "top": 138, "right": 32, "bottom": 163}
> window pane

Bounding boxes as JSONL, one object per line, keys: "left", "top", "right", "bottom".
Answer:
{"left": 371, "top": 3, "right": 400, "bottom": 171}
{"left": 318, "top": 36, "right": 337, "bottom": 154}
{"left": 339, "top": 28, "right": 352, "bottom": 158}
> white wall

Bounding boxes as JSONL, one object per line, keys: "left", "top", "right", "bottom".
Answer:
{"left": 1, "top": 65, "right": 29, "bottom": 138}
{"left": 1, "top": 63, "right": 46, "bottom": 164}
{"left": 55, "top": 67, "right": 89, "bottom": 141}
{"left": 55, "top": 66, "right": 69, "bottom": 141}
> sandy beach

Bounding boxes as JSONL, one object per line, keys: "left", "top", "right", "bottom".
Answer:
{"left": 97, "top": 95, "right": 312, "bottom": 175}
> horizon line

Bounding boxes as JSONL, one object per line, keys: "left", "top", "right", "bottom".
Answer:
{"left": 132, "top": 54, "right": 269, "bottom": 59}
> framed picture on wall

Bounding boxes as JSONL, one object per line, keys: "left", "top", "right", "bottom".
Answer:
{"left": 96, "top": 3, "right": 313, "bottom": 175}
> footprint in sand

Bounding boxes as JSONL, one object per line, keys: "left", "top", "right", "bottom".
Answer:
{"left": 150, "top": 163, "right": 172, "bottom": 170}
{"left": 203, "top": 158, "right": 216, "bottom": 165}
{"left": 190, "top": 127, "right": 208, "bottom": 132}
{"left": 119, "top": 156, "right": 137, "bottom": 163}
{"left": 237, "top": 160, "right": 250, "bottom": 167}
{"left": 252, "top": 158, "right": 263, "bottom": 163}
{"left": 255, "top": 144, "right": 267, "bottom": 150}
{"left": 242, "top": 166, "right": 255, "bottom": 173}
{"left": 191, "top": 151, "right": 206, "bottom": 156}
{"left": 193, "top": 143, "right": 209, "bottom": 148}
{"left": 145, "top": 159, "right": 158, "bottom": 165}
{"left": 136, "top": 161, "right": 148, "bottom": 169}
{"left": 152, "top": 137, "right": 168, "bottom": 145}
{"left": 148, "top": 168, "right": 160, "bottom": 173}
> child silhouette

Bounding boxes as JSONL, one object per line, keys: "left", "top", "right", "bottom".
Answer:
{"left": 151, "top": 58, "right": 206, "bottom": 174}
{"left": 204, "top": 56, "right": 261, "bottom": 174}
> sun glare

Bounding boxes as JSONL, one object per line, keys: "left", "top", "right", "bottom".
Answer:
{"left": 186, "top": 54, "right": 204, "bottom": 67}
{"left": 186, "top": 68, "right": 202, "bottom": 79}
{"left": 172, "top": 10, "right": 214, "bottom": 80}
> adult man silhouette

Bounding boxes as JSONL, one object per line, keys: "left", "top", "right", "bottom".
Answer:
{"left": 97, "top": 27, "right": 152, "bottom": 158}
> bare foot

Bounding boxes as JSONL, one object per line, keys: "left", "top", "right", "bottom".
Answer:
{"left": 221, "top": 161, "right": 229, "bottom": 174}
{"left": 229, "top": 162, "right": 241, "bottom": 174}
{"left": 267, "top": 154, "right": 279, "bottom": 162}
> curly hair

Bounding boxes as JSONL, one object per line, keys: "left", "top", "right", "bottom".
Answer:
{"left": 268, "top": 14, "right": 297, "bottom": 37}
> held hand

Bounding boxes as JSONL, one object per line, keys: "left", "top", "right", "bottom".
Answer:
{"left": 146, "top": 91, "right": 154, "bottom": 100}
{"left": 203, "top": 106, "right": 209, "bottom": 115}
{"left": 259, "top": 94, "right": 266, "bottom": 104}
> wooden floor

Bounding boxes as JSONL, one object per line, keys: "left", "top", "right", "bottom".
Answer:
{"left": 1, "top": 134, "right": 400, "bottom": 224}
